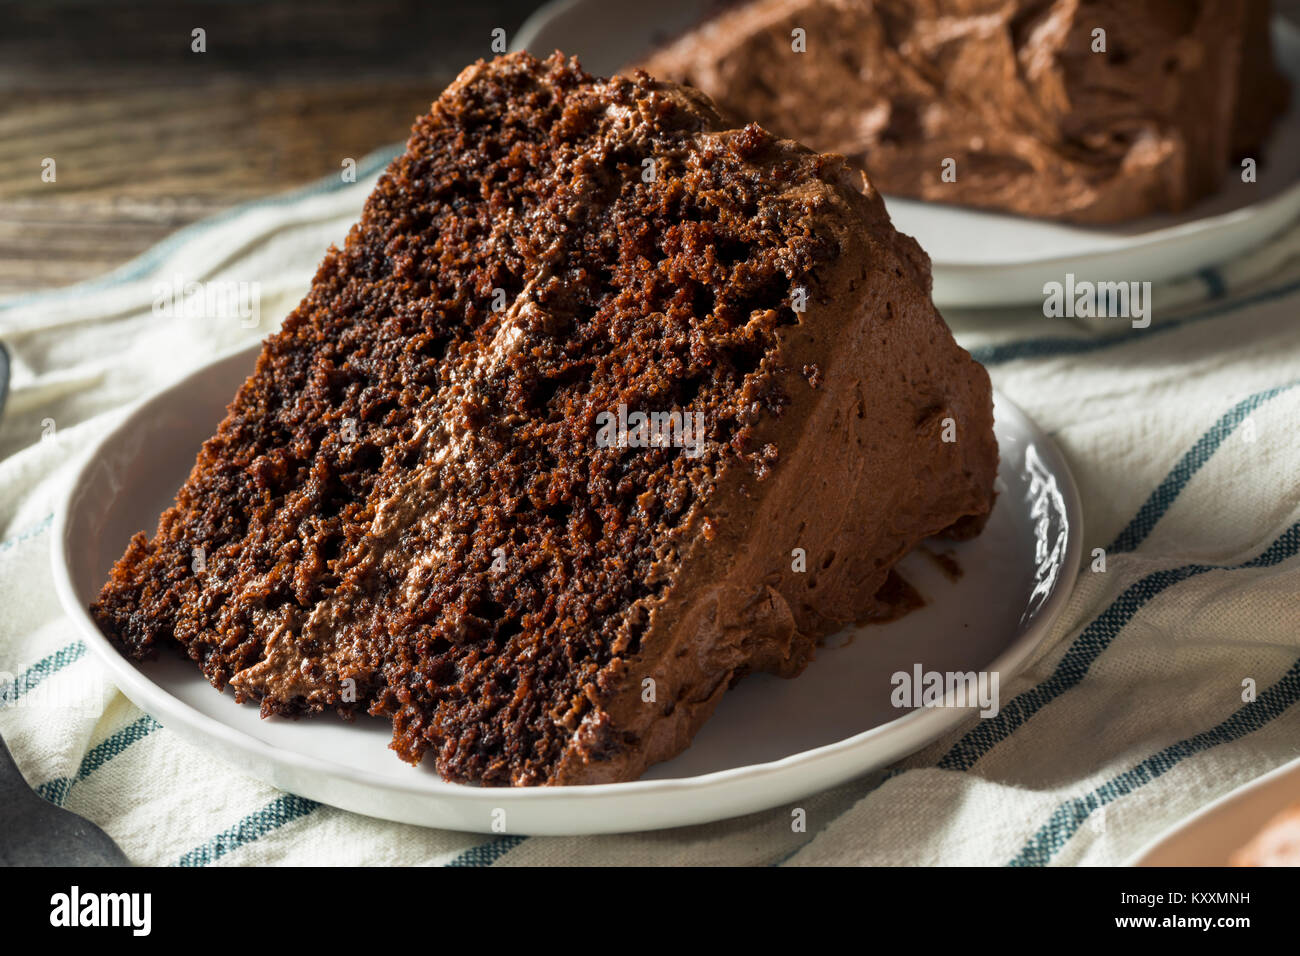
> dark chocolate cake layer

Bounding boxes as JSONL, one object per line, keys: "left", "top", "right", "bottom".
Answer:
{"left": 638, "top": 0, "right": 1289, "bottom": 224}
{"left": 92, "top": 52, "right": 997, "bottom": 786}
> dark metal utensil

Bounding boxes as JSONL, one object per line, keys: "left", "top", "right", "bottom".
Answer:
{"left": 0, "top": 732, "right": 130, "bottom": 866}
{"left": 0, "top": 341, "right": 9, "bottom": 422}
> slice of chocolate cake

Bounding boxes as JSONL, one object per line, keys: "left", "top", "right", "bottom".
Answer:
{"left": 91, "top": 52, "right": 997, "bottom": 786}
{"left": 638, "top": 0, "right": 1289, "bottom": 224}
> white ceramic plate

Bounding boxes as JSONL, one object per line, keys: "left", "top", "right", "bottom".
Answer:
{"left": 52, "top": 342, "right": 1081, "bottom": 835}
{"left": 515, "top": 1, "right": 1300, "bottom": 308}
{"left": 1128, "top": 756, "right": 1300, "bottom": 866}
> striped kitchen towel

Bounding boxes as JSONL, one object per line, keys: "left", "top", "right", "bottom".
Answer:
{"left": 2, "top": 149, "right": 1299, "bottom": 866}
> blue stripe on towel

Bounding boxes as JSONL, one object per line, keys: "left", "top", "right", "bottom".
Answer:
{"left": 35, "top": 715, "right": 161, "bottom": 805}
{"left": 0, "top": 513, "right": 53, "bottom": 554}
{"left": 1108, "top": 381, "right": 1298, "bottom": 553}
{"left": 938, "top": 521, "right": 1300, "bottom": 772}
{"left": 174, "top": 794, "right": 321, "bottom": 867}
{"left": 1, "top": 640, "right": 86, "bottom": 707}
{"left": 445, "top": 836, "right": 527, "bottom": 866}
{"left": 1009, "top": 657, "right": 1300, "bottom": 866}
{"left": 44, "top": 708, "right": 530, "bottom": 867}
{"left": 172, "top": 803, "right": 527, "bottom": 867}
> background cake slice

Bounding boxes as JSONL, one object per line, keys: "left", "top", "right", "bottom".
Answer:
{"left": 92, "top": 51, "right": 996, "bottom": 786}
{"left": 637, "top": 0, "right": 1289, "bottom": 224}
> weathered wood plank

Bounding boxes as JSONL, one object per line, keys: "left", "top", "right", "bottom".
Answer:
{"left": 0, "top": 0, "right": 541, "bottom": 297}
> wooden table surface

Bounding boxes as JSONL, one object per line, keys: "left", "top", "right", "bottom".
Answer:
{"left": 0, "top": 0, "right": 545, "bottom": 299}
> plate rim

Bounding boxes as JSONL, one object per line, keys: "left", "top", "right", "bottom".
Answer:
{"left": 49, "top": 340, "right": 1083, "bottom": 830}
